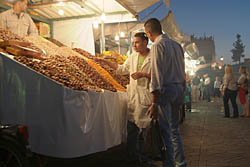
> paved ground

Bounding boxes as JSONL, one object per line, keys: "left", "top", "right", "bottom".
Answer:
{"left": 44, "top": 99, "right": 250, "bottom": 167}
{"left": 182, "top": 100, "right": 250, "bottom": 167}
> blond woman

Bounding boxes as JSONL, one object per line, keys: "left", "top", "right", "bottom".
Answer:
{"left": 222, "top": 65, "right": 238, "bottom": 118}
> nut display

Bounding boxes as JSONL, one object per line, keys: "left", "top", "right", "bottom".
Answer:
{"left": 1, "top": 26, "right": 127, "bottom": 92}
{"left": 73, "top": 48, "right": 130, "bottom": 88}
{"left": 0, "top": 26, "right": 47, "bottom": 57}
{"left": 0, "top": 27, "right": 24, "bottom": 41}
{"left": 68, "top": 55, "right": 116, "bottom": 92}
{"left": 13, "top": 55, "right": 101, "bottom": 92}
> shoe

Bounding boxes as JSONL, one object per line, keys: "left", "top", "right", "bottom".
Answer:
{"left": 232, "top": 115, "right": 239, "bottom": 118}
{"left": 223, "top": 116, "right": 230, "bottom": 118}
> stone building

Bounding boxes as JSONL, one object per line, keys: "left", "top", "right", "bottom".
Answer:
{"left": 191, "top": 35, "right": 216, "bottom": 65}
{"left": 191, "top": 35, "right": 217, "bottom": 82}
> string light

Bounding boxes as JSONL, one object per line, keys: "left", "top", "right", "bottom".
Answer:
{"left": 58, "top": 9, "right": 64, "bottom": 16}
{"left": 101, "top": 13, "right": 106, "bottom": 21}
{"left": 120, "top": 32, "right": 125, "bottom": 37}
{"left": 115, "top": 35, "right": 119, "bottom": 41}
{"left": 93, "top": 21, "right": 99, "bottom": 29}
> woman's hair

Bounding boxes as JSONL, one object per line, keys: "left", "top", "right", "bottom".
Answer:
{"left": 225, "top": 64, "right": 233, "bottom": 74}
{"left": 134, "top": 32, "right": 149, "bottom": 43}
{"left": 240, "top": 66, "right": 247, "bottom": 74}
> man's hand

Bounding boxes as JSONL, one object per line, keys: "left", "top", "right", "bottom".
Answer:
{"left": 131, "top": 72, "right": 144, "bottom": 80}
{"left": 92, "top": 57, "right": 118, "bottom": 70}
{"left": 147, "top": 103, "right": 159, "bottom": 120}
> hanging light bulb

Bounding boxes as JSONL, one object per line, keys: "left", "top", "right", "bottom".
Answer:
{"left": 58, "top": 9, "right": 64, "bottom": 16}
{"left": 101, "top": 13, "right": 106, "bottom": 21}
{"left": 93, "top": 21, "right": 99, "bottom": 29}
{"left": 115, "top": 35, "right": 119, "bottom": 41}
{"left": 120, "top": 32, "right": 125, "bottom": 37}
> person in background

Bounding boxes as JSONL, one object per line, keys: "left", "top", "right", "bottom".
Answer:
{"left": 237, "top": 66, "right": 249, "bottom": 118}
{"left": 144, "top": 18, "right": 187, "bottom": 167}
{"left": 0, "top": 0, "right": 38, "bottom": 37}
{"left": 213, "top": 77, "right": 221, "bottom": 102}
{"left": 248, "top": 72, "right": 250, "bottom": 116}
{"left": 222, "top": 64, "right": 238, "bottom": 118}
{"left": 199, "top": 76, "right": 204, "bottom": 100}
{"left": 204, "top": 74, "right": 211, "bottom": 102}
{"left": 191, "top": 74, "right": 200, "bottom": 103}
{"left": 185, "top": 80, "right": 192, "bottom": 112}
{"left": 94, "top": 32, "right": 152, "bottom": 166}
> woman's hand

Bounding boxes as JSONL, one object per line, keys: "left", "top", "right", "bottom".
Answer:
{"left": 222, "top": 88, "right": 226, "bottom": 96}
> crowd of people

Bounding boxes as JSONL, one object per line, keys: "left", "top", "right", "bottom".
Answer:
{"left": 185, "top": 65, "right": 249, "bottom": 118}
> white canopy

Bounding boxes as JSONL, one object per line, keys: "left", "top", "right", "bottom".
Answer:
{"left": 115, "top": 0, "right": 160, "bottom": 16}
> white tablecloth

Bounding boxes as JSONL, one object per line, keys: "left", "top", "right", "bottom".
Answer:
{"left": 0, "top": 53, "right": 127, "bottom": 158}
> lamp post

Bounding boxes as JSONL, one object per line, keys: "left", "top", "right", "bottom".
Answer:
{"left": 218, "top": 56, "right": 224, "bottom": 70}
{"left": 220, "top": 56, "right": 224, "bottom": 61}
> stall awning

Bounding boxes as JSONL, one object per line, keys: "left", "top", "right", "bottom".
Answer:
{"left": 1, "top": 0, "right": 161, "bottom": 22}
{"left": 28, "top": 0, "right": 132, "bottom": 21}
{"left": 115, "top": 0, "right": 160, "bottom": 16}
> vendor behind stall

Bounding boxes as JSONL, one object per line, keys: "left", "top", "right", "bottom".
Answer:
{"left": 0, "top": 0, "right": 38, "bottom": 37}
{"left": 94, "top": 32, "right": 152, "bottom": 165}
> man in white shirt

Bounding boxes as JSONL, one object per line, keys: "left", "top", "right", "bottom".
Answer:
{"left": 94, "top": 32, "right": 152, "bottom": 166}
{"left": 145, "top": 18, "right": 187, "bottom": 167}
{"left": 0, "top": 0, "right": 38, "bottom": 37}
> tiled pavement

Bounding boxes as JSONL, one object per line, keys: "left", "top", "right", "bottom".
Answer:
{"left": 45, "top": 100, "right": 250, "bottom": 167}
{"left": 181, "top": 100, "right": 250, "bottom": 167}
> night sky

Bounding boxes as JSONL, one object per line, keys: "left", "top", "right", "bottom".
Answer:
{"left": 139, "top": 0, "right": 250, "bottom": 64}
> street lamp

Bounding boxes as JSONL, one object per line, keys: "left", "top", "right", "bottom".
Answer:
{"left": 220, "top": 56, "right": 224, "bottom": 61}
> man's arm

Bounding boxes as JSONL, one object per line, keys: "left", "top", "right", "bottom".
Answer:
{"left": 147, "top": 43, "right": 164, "bottom": 120}
{"left": 147, "top": 90, "right": 161, "bottom": 120}
{"left": 93, "top": 58, "right": 118, "bottom": 70}
{"left": 27, "top": 15, "right": 38, "bottom": 36}
{"left": 131, "top": 72, "right": 151, "bottom": 80}
{"left": 93, "top": 55, "right": 130, "bottom": 75}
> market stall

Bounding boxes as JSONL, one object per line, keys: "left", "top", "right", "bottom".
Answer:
{"left": 0, "top": 27, "right": 130, "bottom": 158}
{"left": 0, "top": 53, "right": 128, "bottom": 158}
{"left": 0, "top": 0, "right": 161, "bottom": 53}
{"left": 0, "top": 0, "right": 166, "bottom": 158}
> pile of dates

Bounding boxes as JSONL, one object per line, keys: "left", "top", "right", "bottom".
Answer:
{"left": 14, "top": 55, "right": 101, "bottom": 92}
{"left": 0, "top": 27, "right": 24, "bottom": 41}
{"left": 68, "top": 55, "right": 116, "bottom": 92}
{"left": 73, "top": 48, "right": 129, "bottom": 88}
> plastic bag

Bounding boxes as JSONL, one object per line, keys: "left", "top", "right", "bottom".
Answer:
{"left": 144, "top": 120, "right": 166, "bottom": 160}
